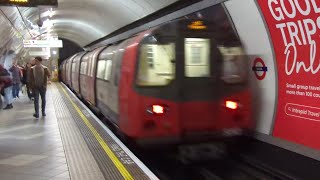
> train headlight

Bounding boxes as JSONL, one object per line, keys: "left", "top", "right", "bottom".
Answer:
{"left": 152, "top": 105, "right": 164, "bottom": 114}
{"left": 225, "top": 101, "right": 238, "bottom": 110}
{"left": 147, "top": 104, "right": 168, "bottom": 115}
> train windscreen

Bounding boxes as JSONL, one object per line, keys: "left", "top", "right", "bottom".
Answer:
{"left": 135, "top": 3, "right": 249, "bottom": 101}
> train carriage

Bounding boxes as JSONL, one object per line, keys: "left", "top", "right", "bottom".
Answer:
{"left": 79, "top": 47, "right": 108, "bottom": 106}
{"left": 71, "top": 52, "right": 86, "bottom": 96}
{"left": 65, "top": 55, "right": 74, "bottom": 88}
{"left": 62, "top": 3, "right": 253, "bottom": 145}
{"left": 60, "top": 61, "right": 66, "bottom": 83}
{"left": 118, "top": 4, "right": 252, "bottom": 143}
{"left": 95, "top": 39, "right": 133, "bottom": 125}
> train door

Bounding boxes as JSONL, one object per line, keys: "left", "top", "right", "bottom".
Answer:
{"left": 176, "top": 35, "right": 220, "bottom": 132}
{"left": 96, "top": 46, "right": 117, "bottom": 123}
{"left": 175, "top": 4, "right": 250, "bottom": 133}
{"left": 67, "top": 59, "right": 73, "bottom": 87}
{"left": 108, "top": 40, "right": 132, "bottom": 123}
{"left": 87, "top": 47, "right": 104, "bottom": 105}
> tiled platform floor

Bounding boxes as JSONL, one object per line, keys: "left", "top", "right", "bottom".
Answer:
{"left": 0, "top": 84, "right": 103, "bottom": 180}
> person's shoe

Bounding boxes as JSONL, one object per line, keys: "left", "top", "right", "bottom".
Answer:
{"left": 33, "top": 113, "right": 39, "bottom": 118}
{"left": 3, "top": 104, "right": 13, "bottom": 110}
{"left": 42, "top": 112, "right": 46, "bottom": 117}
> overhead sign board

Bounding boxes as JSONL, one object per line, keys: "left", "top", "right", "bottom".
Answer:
{"left": 188, "top": 21, "right": 207, "bottom": 30}
{"left": 29, "top": 51, "right": 50, "bottom": 57}
{"left": 23, "top": 40, "right": 63, "bottom": 48}
{"left": 0, "top": 0, "right": 57, "bottom": 7}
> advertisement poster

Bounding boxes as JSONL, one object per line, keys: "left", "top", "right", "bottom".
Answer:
{"left": 257, "top": 0, "right": 320, "bottom": 149}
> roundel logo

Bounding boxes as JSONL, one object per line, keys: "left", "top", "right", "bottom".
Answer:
{"left": 252, "top": 57, "right": 268, "bottom": 80}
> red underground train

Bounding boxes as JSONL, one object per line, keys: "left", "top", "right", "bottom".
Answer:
{"left": 60, "top": 4, "right": 253, "bottom": 146}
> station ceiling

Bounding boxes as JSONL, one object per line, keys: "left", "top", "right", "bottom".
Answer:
{"left": 0, "top": 0, "right": 178, "bottom": 60}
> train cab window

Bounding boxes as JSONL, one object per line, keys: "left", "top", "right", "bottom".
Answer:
{"left": 104, "top": 60, "right": 112, "bottom": 81}
{"left": 146, "top": 45, "right": 154, "bottom": 68}
{"left": 184, "top": 38, "right": 210, "bottom": 77}
{"left": 219, "top": 46, "right": 247, "bottom": 84}
{"left": 136, "top": 39, "right": 175, "bottom": 86}
{"left": 96, "top": 60, "right": 106, "bottom": 79}
{"left": 80, "top": 62, "right": 87, "bottom": 75}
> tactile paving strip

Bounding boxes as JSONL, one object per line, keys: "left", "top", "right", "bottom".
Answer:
{"left": 56, "top": 84, "right": 151, "bottom": 180}
{"left": 52, "top": 85, "right": 106, "bottom": 180}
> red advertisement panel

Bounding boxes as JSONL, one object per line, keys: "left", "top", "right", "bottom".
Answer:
{"left": 257, "top": 0, "right": 320, "bottom": 149}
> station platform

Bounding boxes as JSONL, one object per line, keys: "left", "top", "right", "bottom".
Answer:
{"left": 0, "top": 83, "right": 158, "bottom": 180}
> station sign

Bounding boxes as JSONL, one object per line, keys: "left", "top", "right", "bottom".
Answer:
{"left": 29, "top": 51, "right": 50, "bottom": 56}
{"left": 23, "top": 40, "right": 63, "bottom": 48}
{"left": 0, "top": 0, "right": 58, "bottom": 7}
{"left": 252, "top": 57, "right": 268, "bottom": 80}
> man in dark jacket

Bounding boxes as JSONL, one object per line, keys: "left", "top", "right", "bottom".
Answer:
{"left": 30, "top": 56, "right": 50, "bottom": 118}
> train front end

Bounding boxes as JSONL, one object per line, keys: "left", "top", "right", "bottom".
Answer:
{"left": 121, "top": 4, "right": 254, "bottom": 145}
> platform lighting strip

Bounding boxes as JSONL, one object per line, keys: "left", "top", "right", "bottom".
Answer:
{"left": 59, "top": 84, "right": 134, "bottom": 180}
{"left": 0, "top": 9, "right": 24, "bottom": 40}
{"left": 16, "top": 7, "right": 33, "bottom": 38}
{"left": 10, "top": 0, "right": 28, "bottom": 2}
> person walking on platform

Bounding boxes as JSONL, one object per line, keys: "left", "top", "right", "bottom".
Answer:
{"left": 0, "top": 64, "right": 13, "bottom": 109}
{"left": 22, "top": 62, "right": 33, "bottom": 100}
{"left": 9, "top": 61, "right": 22, "bottom": 99}
{"left": 30, "top": 56, "right": 51, "bottom": 118}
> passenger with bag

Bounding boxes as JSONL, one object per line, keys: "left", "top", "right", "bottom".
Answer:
{"left": 0, "top": 64, "right": 13, "bottom": 109}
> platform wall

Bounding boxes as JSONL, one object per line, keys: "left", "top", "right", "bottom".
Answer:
{"left": 224, "top": 0, "right": 320, "bottom": 152}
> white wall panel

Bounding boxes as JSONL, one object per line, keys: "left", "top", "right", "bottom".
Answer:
{"left": 224, "top": 0, "right": 277, "bottom": 135}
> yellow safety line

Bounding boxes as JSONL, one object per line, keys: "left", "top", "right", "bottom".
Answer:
{"left": 59, "top": 84, "right": 134, "bottom": 180}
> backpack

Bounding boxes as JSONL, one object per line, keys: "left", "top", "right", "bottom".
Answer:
{"left": 0, "top": 68, "right": 12, "bottom": 88}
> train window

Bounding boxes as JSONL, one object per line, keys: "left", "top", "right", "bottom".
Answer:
{"left": 184, "top": 38, "right": 210, "bottom": 77}
{"left": 87, "top": 57, "right": 93, "bottom": 76}
{"left": 89, "top": 59, "right": 93, "bottom": 77}
{"left": 96, "top": 60, "right": 106, "bottom": 79}
{"left": 89, "top": 56, "right": 96, "bottom": 77}
{"left": 136, "top": 42, "right": 175, "bottom": 86}
{"left": 113, "top": 48, "right": 125, "bottom": 86}
{"left": 72, "top": 63, "right": 76, "bottom": 73}
{"left": 111, "top": 39, "right": 131, "bottom": 86}
{"left": 80, "top": 62, "right": 87, "bottom": 75}
{"left": 219, "top": 46, "right": 247, "bottom": 84}
{"left": 104, "top": 60, "right": 112, "bottom": 81}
